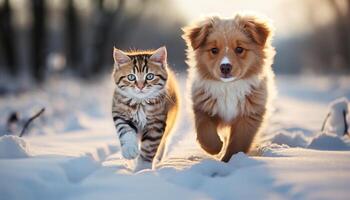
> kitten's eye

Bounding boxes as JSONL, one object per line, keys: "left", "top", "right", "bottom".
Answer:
{"left": 127, "top": 74, "right": 136, "bottom": 81}
{"left": 146, "top": 73, "right": 154, "bottom": 80}
{"left": 210, "top": 48, "right": 219, "bottom": 55}
{"left": 235, "top": 47, "right": 244, "bottom": 54}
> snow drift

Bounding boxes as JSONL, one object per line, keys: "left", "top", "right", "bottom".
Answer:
{"left": 0, "top": 135, "right": 31, "bottom": 158}
{"left": 0, "top": 75, "right": 350, "bottom": 200}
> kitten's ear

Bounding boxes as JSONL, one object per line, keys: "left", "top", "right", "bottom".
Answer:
{"left": 113, "top": 47, "right": 131, "bottom": 66}
{"left": 150, "top": 46, "right": 167, "bottom": 65}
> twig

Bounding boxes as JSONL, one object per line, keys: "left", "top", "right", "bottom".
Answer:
{"left": 19, "top": 108, "right": 45, "bottom": 137}
{"left": 321, "top": 112, "right": 330, "bottom": 132}
{"left": 343, "top": 110, "right": 348, "bottom": 135}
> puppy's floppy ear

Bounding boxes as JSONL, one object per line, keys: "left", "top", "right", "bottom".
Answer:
{"left": 182, "top": 17, "right": 214, "bottom": 50}
{"left": 241, "top": 15, "right": 272, "bottom": 46}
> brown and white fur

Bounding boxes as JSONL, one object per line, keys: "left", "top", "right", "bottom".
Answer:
{"left": 182, "top": 13, "right": 276, "bottom": 162}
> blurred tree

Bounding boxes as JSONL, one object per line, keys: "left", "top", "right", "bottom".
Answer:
{"left": 0, "top": 0, "right": 17, "bottom": 76}
{"left": 328, "top": 0, "right": 350, "bottom": 69}
{"left": 65, "top": 0, "right": 80, "bottom": 74}
{"left": 303, "top": 0, "right": 350, "bottom": 73}
{"left": 31, "top": 0, "right": 46, "bottom": 82}
{"left": 84, "top": 0, "right": 125, "bottom": 77}
{"left": 0, "top": 0, "right": 182, "bottom": 86}
{"left": 84, "top": 0, "right": 149, "bottom": 78}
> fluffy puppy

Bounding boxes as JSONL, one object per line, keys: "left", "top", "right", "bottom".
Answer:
{"left": 182, "top": 13, "right": 276, "bottom": 162}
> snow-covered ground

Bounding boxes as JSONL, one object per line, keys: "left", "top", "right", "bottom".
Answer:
{"left": 0, "top": 74, "right": 350, "bottom": 200}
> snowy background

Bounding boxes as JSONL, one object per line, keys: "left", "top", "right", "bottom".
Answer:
{"left": 1, "top": 0, "right": 350, "bottom": 199}
{"left": 1, "top": 74, "right": 350, "bottom": 200}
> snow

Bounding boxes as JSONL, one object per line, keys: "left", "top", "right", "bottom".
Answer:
{"left": 0, "top": 135, "right": 31, "bottom": 158}
{"left": 0, "top": 74, "right": 350, "bottom": 200}
{"left": 308, "top": 134, "right": 350, "bottom": 150}
{"left": 323, "top": 97, "right": 349, "bottom": 136}
{"left": 268, "top": 130, "right": 310, "bottom": 148}
{"left": 267, "top": 131, "right": 350, "bottom": 151}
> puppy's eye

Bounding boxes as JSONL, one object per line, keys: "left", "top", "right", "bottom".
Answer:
{"left": 210, "top": 48, "right": 219, "bottom": 55}
{"left": 235, "top": 47, "right": 244, "bottom": 54}
{"left": 146, "top": 73, "right": 154, "bottom": 80}
{"left": 127, "top": 74, "right": 136, "bottom": 81}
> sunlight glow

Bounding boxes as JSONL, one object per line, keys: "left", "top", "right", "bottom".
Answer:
{"left": 172, "top": 0, "right": 336, "bottom": 37}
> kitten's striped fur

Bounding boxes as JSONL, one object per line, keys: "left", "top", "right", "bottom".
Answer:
{"left": 111, "top": 47, "right": 179, "bottom": 169}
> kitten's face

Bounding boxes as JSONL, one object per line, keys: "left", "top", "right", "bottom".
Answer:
{"left": 112, "top": 47, "right": 168, "bottom": 99}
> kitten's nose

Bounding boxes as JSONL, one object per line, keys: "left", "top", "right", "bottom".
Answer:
{"left": 220, "top": 63, "right": 232, "bottom": 75}
{"left": 136, "top": 82, "right": 144, "bottom": 90}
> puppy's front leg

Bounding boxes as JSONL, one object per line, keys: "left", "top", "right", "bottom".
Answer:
{"left": 195, "top": 110, "right": 223, "bottom": 155}
{"left": 221, "top": 114, "right": 263, "bottom": 162}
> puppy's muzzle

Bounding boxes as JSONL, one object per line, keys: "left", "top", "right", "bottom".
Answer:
{"left": 220, "top": 63, "right": 232, "bottom": 76}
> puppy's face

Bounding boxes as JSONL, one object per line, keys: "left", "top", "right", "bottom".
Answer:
{"left": 183, "top": 15, "right": 272, "bottom": 82}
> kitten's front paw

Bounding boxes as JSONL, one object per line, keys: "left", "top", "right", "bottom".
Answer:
{"left": 134, "top": 156, "right": 152, "bottom": 172}
{"left": 120, "top": 132, "right": 139, "bottom": 159}
{"left": 122, "top": 143, "right": 140, "bottom": 159}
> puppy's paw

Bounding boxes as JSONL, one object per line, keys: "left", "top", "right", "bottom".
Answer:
{"left": 120, "top": 132, "right": 139, "bottom": 160}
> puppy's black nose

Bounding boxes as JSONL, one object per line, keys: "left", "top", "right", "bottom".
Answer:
{"left": 220, "top": 63, "right": 232, "bottom": 75}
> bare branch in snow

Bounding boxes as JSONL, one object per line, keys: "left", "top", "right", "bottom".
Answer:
{"left": 19, "top": 108, "right": 45, "bottom": 137}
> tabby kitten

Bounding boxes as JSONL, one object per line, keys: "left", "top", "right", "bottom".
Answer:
{"left": 111, "top": 46, "right": 179, "bottom": 170}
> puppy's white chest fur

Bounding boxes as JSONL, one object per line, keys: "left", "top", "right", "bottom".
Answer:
{"left": 193, "top": 76, "right": 261, "bottom": 122}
